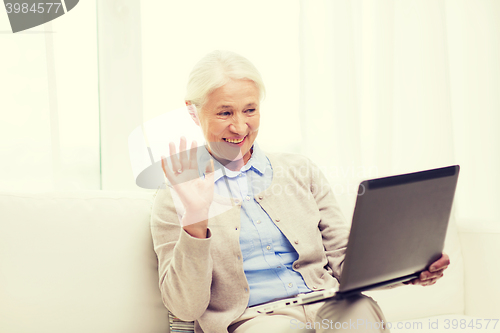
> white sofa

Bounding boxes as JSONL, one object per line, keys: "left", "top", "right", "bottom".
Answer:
{"left": 1, "top": 190, "right": 499, "bottom": 333}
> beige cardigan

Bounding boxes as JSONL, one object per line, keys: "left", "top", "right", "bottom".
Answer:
{"left": 150, "top": 152, "right": 351, "bottom": 333}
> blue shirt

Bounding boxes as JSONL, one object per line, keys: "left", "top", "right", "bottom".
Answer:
{"left": 197, "top": 143, "right": 311, "bottom": 307}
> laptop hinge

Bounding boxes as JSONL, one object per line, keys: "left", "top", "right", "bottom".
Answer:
{"left": 335, "top": 273, "right": 420, "bottom": 299}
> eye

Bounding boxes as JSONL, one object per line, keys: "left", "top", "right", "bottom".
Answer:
{"left": 217, "top": 111, "right": 231, "bottom": 116}
{"left": 245, "top": 109, "right": 256, "bottom": 113}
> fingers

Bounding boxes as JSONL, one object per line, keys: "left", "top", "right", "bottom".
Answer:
{"left": 161, "top": 155, "right": 175, "bottom": 183}
{"left": 429, "top": 253, "right": 450, "bottom": 272}
{"left": 166, "top": 139, "right": 200, "bottom": 182}
{"left": 169, "top": 142, "right": 182, "bottom": 173}
{"left": 205, "top": 159, "right": 215, "bottom": 174}
{"left": 409, "top": 271, "right": 444, "bottom": 286}
{"left": 404, "top": 254, "right": 451, "bottom": 287}
{"left": 189, "top": 140, "right": 198, "bottom": 169}
{"left": 178, "top": 137, "right": 189, "bottom": 171}
{"left": 420, "top": 270, "right": 444, "bottom": 281}
{"left": 170, "top": 138, "right": 199, "bottom": 173}
{"left": 203, "top": 159, "right": 215, "bottom": 183}
{"left": 421, "top": 274, "right": 443, "bottom": 286}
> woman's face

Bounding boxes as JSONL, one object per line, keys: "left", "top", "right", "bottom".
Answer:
{"left": 197, "top": 79, "right": 260, "bottom": 166}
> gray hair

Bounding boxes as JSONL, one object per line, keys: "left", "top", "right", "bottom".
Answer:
{"left": 185, "top": 50, "right": 266, "bottom": 110}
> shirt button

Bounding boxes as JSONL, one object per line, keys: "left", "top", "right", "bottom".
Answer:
{"left": 245, "top": 288, "right": 248, "bottom": 292}
{"left": 258, "top": 195, "right": 263, "bottom": 200}
{"left": 266, "top": 245, "right": 271, "bottom": 250}
{"left": 234, "top": 199, "right": 239, "bottom": 204}
{"left": 288, "top": 283, "right": 293, "bottom": 288}
{"left": 294, "top": 263, "right": 300, "bottom": 269}
{"left": 256, "top": 220, "right": 261, "bottom": 224}
{"left": 239, "top": 174, "right": 242, "bottom": 177}
{"left": 277, "top": 266, "right": 281, "bottom": 269}
{"left": 275, "top": 218, "right": 280, "bottom": 222}
{"left": 245, "top": 196, "right": 250, "bottom": 201}
{"left": 313, "top": 286, "right": 318, "bottom": 289}
{"left": 294, "top": 240, "right": 299, "bottom": 244}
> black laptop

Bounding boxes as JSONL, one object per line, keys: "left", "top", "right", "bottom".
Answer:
{"left": 248, "top": 165, "right": 460, "bottom": 314}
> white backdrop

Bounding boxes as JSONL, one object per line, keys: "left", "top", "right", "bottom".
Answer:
{"left": 299, "top": 0, "right": 500, "bottom": 227}
{"left": 0, "top": 0, "right": 498, "bottom": 229}
{"left": 0, "top": 1, "right": 100, "bottom": 191}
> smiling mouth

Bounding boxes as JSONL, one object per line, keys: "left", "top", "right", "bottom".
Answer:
{"left": 223, "top": 136, "right": 246, "bottom": 144}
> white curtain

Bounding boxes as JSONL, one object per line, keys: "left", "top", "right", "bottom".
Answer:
{"left": 299, "top": 0, "right": 500, "bottom": 228}
{"left": 0, "top": 1, "right": 100, "bottom": 192}
{"left": 2, "top": 0, "right": 498, "bottom": 229}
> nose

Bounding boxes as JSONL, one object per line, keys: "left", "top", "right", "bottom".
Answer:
{"left": 229, "top": 114, "right": 247, "bottom": 135}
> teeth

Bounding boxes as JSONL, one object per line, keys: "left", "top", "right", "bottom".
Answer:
{"left": 225, "top": 137, "right": 244, "bottom": 144}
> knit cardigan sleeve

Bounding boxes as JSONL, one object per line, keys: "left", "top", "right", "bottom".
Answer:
{"left": 150, "top": 186, "right": 214, "bottom": 321}
{"left": 308, "top": 158, "right": 351, "bottom": 281}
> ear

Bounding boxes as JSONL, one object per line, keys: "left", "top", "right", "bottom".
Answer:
{"left": 186, "top": 101, "right": 200, "bottom": 126}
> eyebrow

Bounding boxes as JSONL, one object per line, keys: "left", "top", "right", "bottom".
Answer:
{"left": 216, "top": 103, "right": 257, "bottom": 110}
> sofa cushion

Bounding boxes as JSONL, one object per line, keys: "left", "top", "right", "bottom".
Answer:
{"left": 0, "top": 191, "right": 169, "bottom": 333}
{"left": 459, "top": 223, "right": 500, "bottom": 318}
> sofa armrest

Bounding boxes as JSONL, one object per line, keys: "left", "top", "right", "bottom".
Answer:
{"left": 458, "top": 222, "right": 500, "bottom": 318}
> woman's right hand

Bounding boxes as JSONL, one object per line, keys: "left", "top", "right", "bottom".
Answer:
{"left": 161, "top": 137, "right": 215, "bottom": 238}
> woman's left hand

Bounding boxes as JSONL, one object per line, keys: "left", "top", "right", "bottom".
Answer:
{"left": 404, "top": 253, "right": 450, "bottom": 286}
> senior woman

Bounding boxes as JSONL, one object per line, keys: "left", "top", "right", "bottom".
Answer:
{"left": 150, "top": 50, "right": 450, "bottom": 333}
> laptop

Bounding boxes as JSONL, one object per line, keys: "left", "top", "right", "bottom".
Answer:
{"left": 247, "top": 165, "right": 460, "bottom": 315}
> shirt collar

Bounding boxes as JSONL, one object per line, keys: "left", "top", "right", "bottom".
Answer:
{"left": 197, "top": 142, "right": 266, "bottom": 181}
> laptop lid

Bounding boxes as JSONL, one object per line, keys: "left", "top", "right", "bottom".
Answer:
{"left": 339, "top": 165, "right": 460, "bottom": 294}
